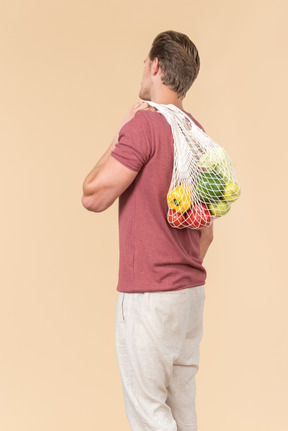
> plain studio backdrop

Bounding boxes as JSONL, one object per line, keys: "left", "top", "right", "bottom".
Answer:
{"left": 1, "top": 1, "right": 287, "bottom": 430}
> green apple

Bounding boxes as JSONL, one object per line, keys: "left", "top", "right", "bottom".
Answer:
{"left": 208, "top": 200, "right": 231, "bottom": 217}
{"left": 222, "top": 181, "right": 241, "bottom": 202}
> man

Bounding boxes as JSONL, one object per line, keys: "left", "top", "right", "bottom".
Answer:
{"left": 82, "top": 30, "right": 213, "bottom": 431}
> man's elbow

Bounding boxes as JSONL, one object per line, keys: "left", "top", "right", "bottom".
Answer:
{"left": 81, "top": 178, "right": 104, "bottom": 212}
{"left": 81, "top": 181, "right": 115, "bottom": 212}
{"left": 81, "top": 193, "right": 111, "bottom": 212}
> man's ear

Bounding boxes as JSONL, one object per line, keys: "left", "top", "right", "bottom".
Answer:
{"left": 151, "top": 57, "right": 161, "bottom": 76}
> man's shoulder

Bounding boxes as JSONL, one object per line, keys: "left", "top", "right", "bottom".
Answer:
{"left": 132, "top": 108, "right": 205, "bottom": 133}
{"left": 135, "top": 108, "right": 165, "bottom": 124}
{"left": 141, "top": 108, "right": 205, "bottom": 132}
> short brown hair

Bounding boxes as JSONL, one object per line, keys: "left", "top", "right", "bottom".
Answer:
{"left": 149, "top": 30, "right": 200, "bottom": 98}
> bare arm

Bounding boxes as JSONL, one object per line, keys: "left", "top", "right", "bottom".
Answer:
{"left": 199, "top": 222, "right": 214, "bottom": 260}
{"left": 81, "top": 101, "right": 156, "bottom": 212}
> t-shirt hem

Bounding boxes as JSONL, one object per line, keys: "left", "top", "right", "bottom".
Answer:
{"left": 116, "top": 281, "right": 206, "bottom": 293}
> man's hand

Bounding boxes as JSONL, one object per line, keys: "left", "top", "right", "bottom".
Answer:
{"left": 199, "top": 223, "right": 214, "bottom": 260}
{"left": 81, "top": 101, "right": 156, "bottom": 212}
{"left": 120, "top": 101, "right": 157, "bottom": 129}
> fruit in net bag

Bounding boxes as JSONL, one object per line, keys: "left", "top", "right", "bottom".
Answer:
{"left": 167, "top": 209, "right": 186, "bottom": 228}
{"left": 195, "top": 171, "right": 225, "bottom": 203}
{"left": 198, "top": 146, "right": 234, "bottom": 179}
{"left": 167, "top": 183, "right": 193, "bottom": 213}
{"left": 140, "top": 100, "right": 241, "bottom": 230}
{"left": 198, "top": 146, "right": 227, "bottom": 170}
{"left": 185, "top": 203, "right": 211, "bottom": 229}
{"left": 208, "top": 200, "right": 231, "bottom": 217}
{"left": 222, "top": 180, "right": 241, "bottom": 202}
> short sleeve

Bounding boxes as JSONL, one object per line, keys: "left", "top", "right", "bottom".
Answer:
{"left": 111, "top": 111, "right": 152, "bottom": 172}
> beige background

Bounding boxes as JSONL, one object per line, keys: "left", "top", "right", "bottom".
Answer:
{"left": 1, "top": 1, "right": 287, "bottom": 430}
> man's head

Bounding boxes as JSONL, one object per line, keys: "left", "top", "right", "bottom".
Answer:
{"left": 139, "top": 30, "right": 200, "bottom": 102}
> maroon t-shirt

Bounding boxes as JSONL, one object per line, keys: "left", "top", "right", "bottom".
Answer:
{"left": 111, "top": 108, "right": 207, "bottom": 293}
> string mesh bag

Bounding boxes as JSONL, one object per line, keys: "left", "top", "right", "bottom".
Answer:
{"left": 142, "top": 100, "right": 241, "bottom": 230}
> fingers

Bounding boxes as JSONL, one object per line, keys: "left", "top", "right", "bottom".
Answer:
{"left": 134, "top": 101, "right": 148, "bottom": 110}
{"left": 125, "top": 102, "right": 156, "bottom": 125}
{"left": 133, "top": 101, "right": 157, "bottom": 112}
{"left": 133, "top": 101, "right": 146, "bottom": 108}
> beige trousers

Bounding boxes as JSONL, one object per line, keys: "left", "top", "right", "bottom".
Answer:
{"left": 115, "top": 285, "right": 206, "bottom": 431}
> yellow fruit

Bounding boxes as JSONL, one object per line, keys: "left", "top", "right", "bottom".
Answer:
{"left": 208, "top": 200, "right": 231, "bottom": 217}
{"left": 222, "top": 181, "right": 241, "bottom": 202}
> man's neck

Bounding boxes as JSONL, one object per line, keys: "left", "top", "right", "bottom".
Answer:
{"left": 150, "top": 88, "right": 184, "bottom": 111}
